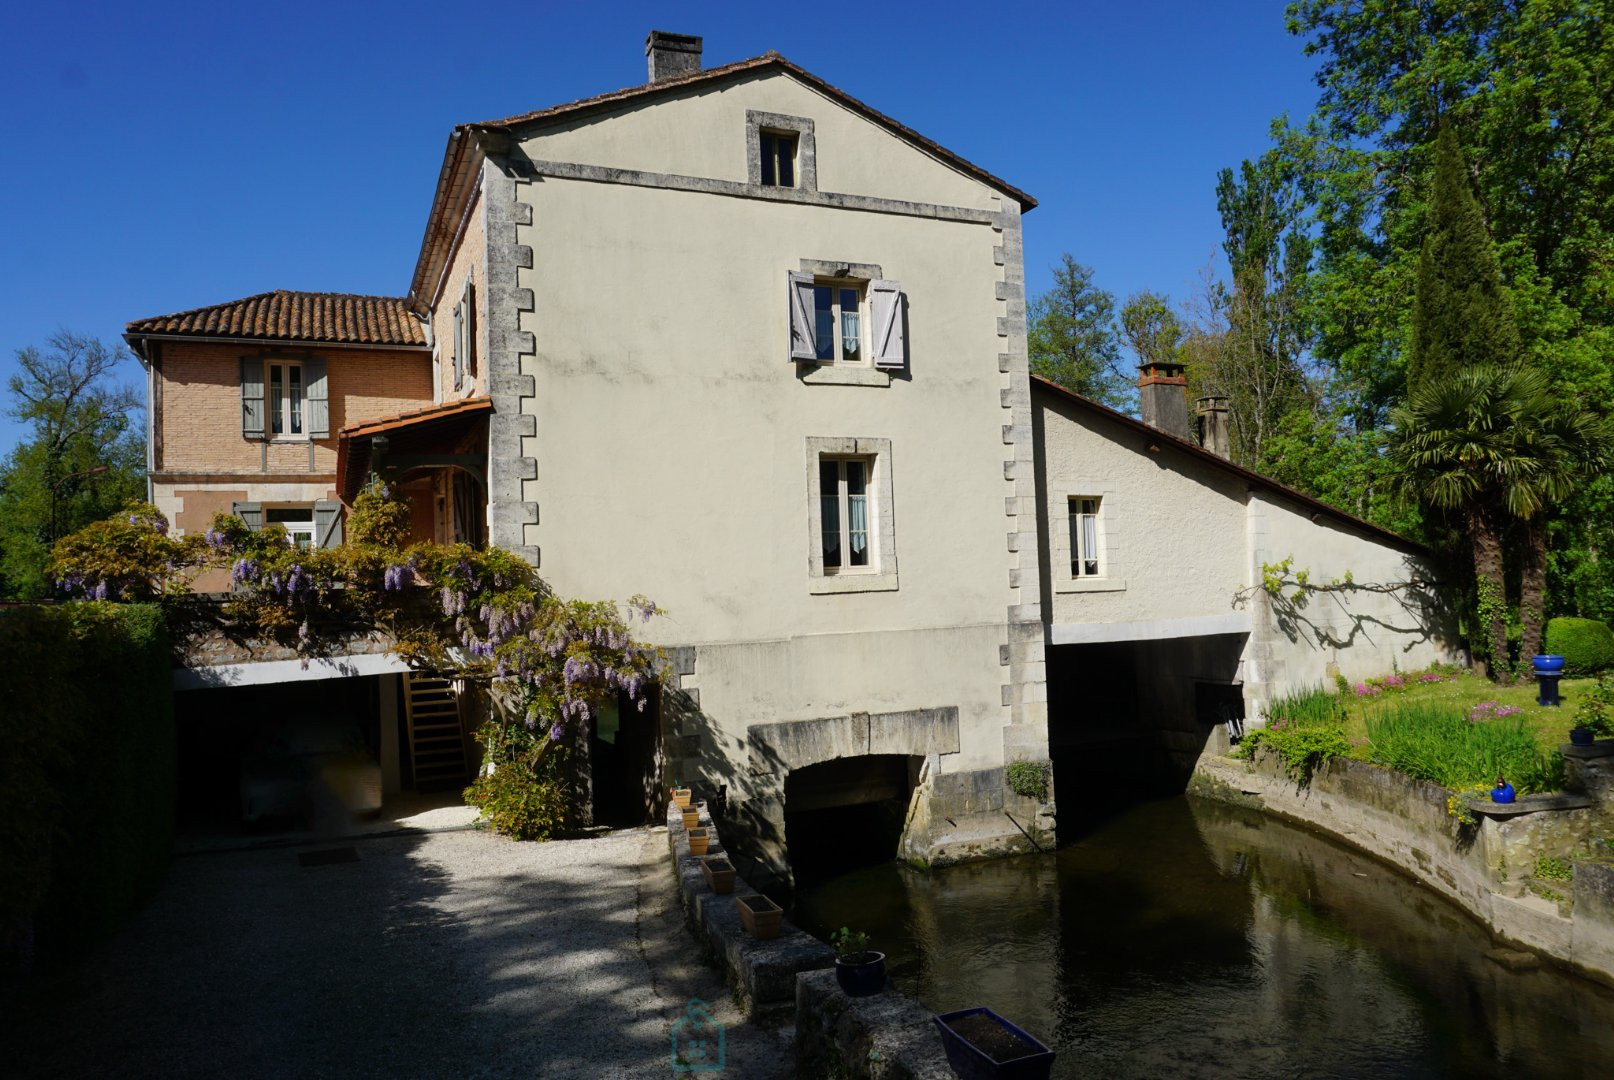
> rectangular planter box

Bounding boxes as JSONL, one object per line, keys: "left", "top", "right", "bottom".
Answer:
{"left": 701, "top": 856, "right": 736, "bottom": 894}
{"left": 737, "top": 893, "right": 782, "bottom": 939}
{"left": 934, "top": 1007, "right": 1054, "bottom": 1080}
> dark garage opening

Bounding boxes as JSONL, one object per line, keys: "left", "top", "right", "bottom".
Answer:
{"left": 174, "top": 675, "right": 386, "bottom": 838}
{"left": 784, "top": 755, "right": 920, "bottom": 889}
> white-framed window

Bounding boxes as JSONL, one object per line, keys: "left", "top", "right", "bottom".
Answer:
{"left": 1069, "top": 497, "right": 1101, "bottom": 577}
{"left": 759, "top": 130, "right": 798, "bottom": 187}
{"left": 267, "top": 361, "right": 304, "bottom": 438}
{"left": 819, "top": 457, "right": 872, "bottom": 572}
{"left": 806, "top": 436, "right": 898, "bottom": 594}
{"left": 789, "top": 272, "right": 905, "bottom": 371}
{"left": 813, "top": 281, "right": 866, "bottom": 365}
{"left": 266, "top": 506, "right": 317, "bottom": 549}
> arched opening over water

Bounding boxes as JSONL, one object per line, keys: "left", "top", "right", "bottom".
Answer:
{"left": 1046, "top": 633, "right": 1245, "bottom": 841}
{"left": 784, "top": 754, "right": 921, "bottom": 889}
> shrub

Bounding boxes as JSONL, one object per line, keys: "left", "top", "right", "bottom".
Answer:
{"left": 1574, "top": 674, "right": 1614, "bottom": 736}
{"left": 1236, "top": 687, "right": 1350, "bottom": 783}
{"left": 0, "top": 602, "right": 175, "bottom": 969}
{"left": 1544, "top": 617, "right": 1614, "bottom": 677}
{"left": 1366, "top": 702, "right": 1564, "bottom": 794}
{"left": 1005, "top": 760, "right": 1052, "bottom": 801}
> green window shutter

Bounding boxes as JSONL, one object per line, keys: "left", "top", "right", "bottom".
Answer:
{"left": 241, "top": 358, "right": 265, "bottom": 439}
{"left": 305, "top": 357, "right": 329, "bottom": 437}
{"left": 453, "top": 301, "right": 465, "bottom": 390}
{"left": 313, "top": 500, "right": 343, "bottom": 548}
{"left": 461, "top": 277, "right": 476, "bottom": 381}
{"left": 232, "top": 501, "right": 263, "bottom": 530}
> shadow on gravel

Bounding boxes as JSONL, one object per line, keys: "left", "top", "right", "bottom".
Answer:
{"left": 2, "top": 828, "right": 672, "bottom": 1079}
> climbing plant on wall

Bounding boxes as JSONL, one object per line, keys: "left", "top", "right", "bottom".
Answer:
{"left": 48, "top": 487, "right": 662, "bottom": 839}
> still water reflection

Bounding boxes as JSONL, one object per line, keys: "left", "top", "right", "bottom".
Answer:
{"left": 794, "top": 797, "right": 1614, "bottom": 1079}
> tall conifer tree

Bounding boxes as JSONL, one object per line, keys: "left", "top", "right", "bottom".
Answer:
{"left": 1406, "top": 127, "right": 1520, "bottom": 393}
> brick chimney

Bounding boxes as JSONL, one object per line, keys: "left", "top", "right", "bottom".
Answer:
{"left": 646, "top": 31, "right": 702, "bottom": 82}
{"left": 1138, "top": 359, "right": 1191, "bottom": 441}
{"left": 1196, "top": 396, "right": 1231, "bottom": 459}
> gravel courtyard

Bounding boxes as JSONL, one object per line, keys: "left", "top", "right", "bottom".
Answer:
{"left": 5, "top": 826, "right": 792, "bottom": 1078}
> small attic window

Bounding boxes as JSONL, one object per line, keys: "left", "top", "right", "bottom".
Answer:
{"left": 747, "top": 110, "right": 816, "bottom": 192}
{"left": 760, "top": 131, "right": 797, "bottom": 187}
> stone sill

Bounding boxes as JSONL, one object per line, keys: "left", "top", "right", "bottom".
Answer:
{"left": 1561, "top": 740, "right": 1614, "bottom": 760}
{"left": 1465, "top": 793, "right": 1596, "bottom": 817}
{"left": 1054, "top": 578, "right": 1126, "bottom": 594}
{"left": 798, "top": 364, "right": 891, "bottom": 387}
{"left": 810, "top": 573, "right": 899, "bottom": 595}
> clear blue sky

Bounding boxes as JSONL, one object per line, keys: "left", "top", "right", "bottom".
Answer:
{"left": 0, "top": 0, "right": 1319, "bottom": 453}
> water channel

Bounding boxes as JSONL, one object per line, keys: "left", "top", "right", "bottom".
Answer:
{"left": 793, "top": 796, "right": 1614, "bottom": 1079}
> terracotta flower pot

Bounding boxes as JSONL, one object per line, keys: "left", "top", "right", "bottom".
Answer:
{"left": 737, "top": 894, "right": 782, "bottom": 939}
{"left": 687, "top": 827, "right": 710, "bottom": 857}
{"left": 681, "top": 807, "right": 700, "bottom": 830}
{"left": 701, "top": 856, "right": 737, "bottom": 894}
{"left": 671, "top": 788, "right": 693, "bottom": 809}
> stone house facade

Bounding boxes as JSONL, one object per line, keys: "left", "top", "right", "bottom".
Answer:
{"left": 129, "top": 32, "right": 1454, "bottom": 878}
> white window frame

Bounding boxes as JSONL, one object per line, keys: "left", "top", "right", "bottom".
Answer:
{"left": 819, "top": 456, "right": 874, "bottom": 575}
{"left": 1069, "top": 497, "right": 1102, "bottom": 578}
{"left": 266, "top": 360, "right": 306, "bottom": 440}
{"left": 805, "top": 436, "right": 898, "bottom": 594}
{"left": 813, "top": 279, "right": 869, "bottom": 367}
{"left": 1050, "top": 483, "right": 1125, "bottom": 594}
{"left": 265, "top": 505, "right": 317, "bottom": 549}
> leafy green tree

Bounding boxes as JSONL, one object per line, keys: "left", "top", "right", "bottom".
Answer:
{"left": 1118, "top": 291, "right": 1183, "bottom": 370}
{"left": 1406, "top": 127, "right": 1520, "bottom": 392}
{"left": 0, "top": 332, "right": 145, "bottom": 598}
{"left": 1027, "top": 254, "right": 1129, "bottom": 408}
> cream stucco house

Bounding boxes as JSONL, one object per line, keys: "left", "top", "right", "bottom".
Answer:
{"left": 130, "top": 32, "right": 1455, "bottom": 878}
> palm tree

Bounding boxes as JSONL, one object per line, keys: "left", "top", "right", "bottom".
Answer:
{"left": 1391, "top": 365, "right": 1607, "bottom": 680}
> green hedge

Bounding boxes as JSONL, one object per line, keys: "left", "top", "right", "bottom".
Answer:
{"left": 1545, "top": 616, "right": 1614, "bottom": 677}
{"left": 0, "top": 602, "right": 174, "bottom": 968}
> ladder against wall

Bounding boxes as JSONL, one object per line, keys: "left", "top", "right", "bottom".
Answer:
{"left": 403, "top": 673, "right": 469, "bottom": 790}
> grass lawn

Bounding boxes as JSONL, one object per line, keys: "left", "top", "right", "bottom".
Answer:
{"left": 1334, "top": 671, "right": 1591, "bottom": 760}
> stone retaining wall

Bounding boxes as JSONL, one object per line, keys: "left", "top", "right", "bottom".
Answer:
{"left": 661, "top": 802, "right": 957, "bottom": 1076}
{"left": 1194, "top": 750, "right": 1614, "bottom": 987}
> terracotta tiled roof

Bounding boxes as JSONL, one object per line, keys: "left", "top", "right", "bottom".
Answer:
{"left": 338, "top": 396, "right": 493, "bottom": 438}
{"left": 475, "top": 53, "right": 1037, "bottom": 212}
{"left": 126, "top": 290, "right": 426, "bottom": 347}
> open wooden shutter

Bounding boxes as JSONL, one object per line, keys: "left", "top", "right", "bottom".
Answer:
{"left": 313, "top": 500, "right": 344, "bottom": 548}
{"left": 788, "top": 271, "right": 817, "bottom": 362}
{"left": 460, "top": 277, "right": 476, "bottom": 381}
{"left": 232, "top": 501, "right": 263, "bottom": 530}
{"left": 304, "top": 357, "right": 329, "bottom": 437}
{"left": 241, "top": 358, "right": 265, "bottom": 439}
{"left": 452, "top": 300, "right": 465, "bottom": 390}
{"left": 870, "top": 280, "right": 906, "bottom": 370}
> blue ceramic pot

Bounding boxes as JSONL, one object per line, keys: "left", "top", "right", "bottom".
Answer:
{"left": 1571, "top": 728, "right": 1595, "bottom": 746}
{"left": 1491, "top": 781, "right": 1516, "bottom": 804}
{"left": 935, "top": 1007, "right": 1055, "bottom": 1080}
{"left": 834, "top": 952, "right": 886, "bottom": 997}
{"left": 1533, "top": 654, "right": 1567, "bottom": 674}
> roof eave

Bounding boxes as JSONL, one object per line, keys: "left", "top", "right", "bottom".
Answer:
{"left": 1029, "top": 376, "right": 1427, "bottom": 556}
{"left": 405, "top": 129, "right": 487, "bottom": 317}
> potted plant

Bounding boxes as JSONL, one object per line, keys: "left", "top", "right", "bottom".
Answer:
{"left": 700, "top": 856, "right": 736, "bottom": 894}
{"left": 934, "top": 1007, "right": 1055, "bottom": 1080}
{"left": 831, "top": 926, "right": 885, "bottom": 997}
{"left": 687, "top": 827, "right": 710, "bottom": 857}
{"left": 1571, "top": 673, "right": 1614, "bottom": 745}
{"left": 737, "top": 894, "right": 781, "bottom": 939}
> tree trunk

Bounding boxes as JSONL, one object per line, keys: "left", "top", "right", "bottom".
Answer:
{"left": 1520, "top": 516, "right": 1547, "bottom": 665}
{"left": 1468, "top": 505, "right": 1512, "bottom": 682}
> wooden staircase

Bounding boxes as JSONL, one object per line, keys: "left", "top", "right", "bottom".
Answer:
{"left": 403, "top": 674, "right": 469, "bottom": 790}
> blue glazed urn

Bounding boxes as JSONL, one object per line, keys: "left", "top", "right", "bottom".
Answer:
{"left": 1532, "top": 654, "right": 1567, "bottom": 674}
{"left": 1491, "top": 779, "right": 1516, "bottom": 804}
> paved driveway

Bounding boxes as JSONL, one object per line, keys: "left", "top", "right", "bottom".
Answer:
{"left": 6, "top": 827, "right": 791, "bottom": 1078}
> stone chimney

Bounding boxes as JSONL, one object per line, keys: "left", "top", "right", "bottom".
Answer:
{"left": 1138, "top": 359, "right": 1192, "bottom": 441}
{"left": 1196, "top": 396, "right": 1231, "bottom": 459}
{"left": 646, "top": 31, "right": 702, "bottom": 82}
